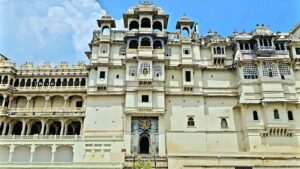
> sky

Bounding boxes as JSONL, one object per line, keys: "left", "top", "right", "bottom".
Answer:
{"left": 0, "top": 0, "right": 299, "bottom": 66}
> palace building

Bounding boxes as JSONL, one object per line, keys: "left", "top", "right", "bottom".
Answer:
{"left": 1, "top": 2, "right": 300, "bottom": 169}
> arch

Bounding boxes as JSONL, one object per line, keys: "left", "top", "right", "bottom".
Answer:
{"left": 139, "top": 133, "right": 150, "bottom": 154}
{"left": 129, "top": 39, "right": 138, "bottom": 49}
{"left": 68, "top": 78, "right": 74, "bottom": 86}
{"left": 11, "top": 96, "right": 27, "bottom": 108}
{"left": 274, "top": 109, "right": 280, "bottom": 119}
{"left": 44, "top": 78, "right": 49, "bottom": 86}
{"left": 54, "top": 145, "right": 73, "bottom": 162}
{"left": 62, "top": 78, "right": 68, "bottom": 86}
{"left": 32, "top": 145, "right": 52, "bottom": 162}
{"left": 74, "top": 78, "right": 80, "bottom": 86}
{"left": 153, "top": 40, "right": 163, "bottom": 49}
{"left": 9, "top": 79, "right": 13, "bottom": 86}
{"left": 56, "top": 78, "right": 62, "bottom": 86}
{"left": 12, "top": 121, "right": 23, "bottom": 135}
{"left": 32, "top": 79, "right": 37, "bottom": 87}
{"left": 0, "top": 145, "right": 9, "bottom": 162}
{"left": 216, "top": 47, "right": 222, "bottom": 54}
{"left": 38, "top": 79, "right": 43, "bottom": 87}
{"left": 31, "top": 96, "right": 46, "bottom": 108}
{"left": 187, "top": 117, "right": 195, "bottom": 127}
{"left": 48, "top": 121, "right": 61, "bottom": 135}
{"left": 67, "top": 121, "right": 81, "bottom": 135}
{"left": 129, "top": 20, "right": 139, "bottom": 30}
{"left": 26, "top": 79, "right": 31, "bottom": 87}
{"left": 50, "top": 79, "right": 55, "bottom": 86}
{"left": 50, "top": 95, "right": 65, "bottom": 108}
{"left": 68, "top": 95, "right": 83, "bottom": 108}
{"left": 80, "top": 78, "right": 86, "bottom": 86}
{"left": 12, "top": 145, "right": 30, "bottom": 162}
{"left": 221, "top": 118, "right": 228, "bottom": 128}
{"left": 181, "top": 27, "right": 189, "bottom": 38}
{"left": 153, "top": 21, "right": 162, "bottom": 31}
{"left": 141, "top": 18, "right": 151, "bottom": 28}
{"left": 20, "top": 79, "right": 25, "bottom": 87}
{"left": 102, "top": 26, "right": 110, "bottom": 36}
{"left": 141, "top": 37, "right": 151, "bottom": 46}
{"left": 2, "top": 76, "right": 8, "bottom": 84}
{"left": 30, "top": 121, "right": 42, "bottom": 135}
{"left": 14, "top": 79, "right": 20, "bottom": 87}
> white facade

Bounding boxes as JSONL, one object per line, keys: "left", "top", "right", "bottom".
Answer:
{"left": 1, "top": 2, "right": 300, "bottom": 169}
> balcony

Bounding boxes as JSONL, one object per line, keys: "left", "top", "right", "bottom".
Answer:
{"left": 211, "top": 53, "right": 226, "bottom": 58}
{"left": 255, "top": 46, "right": 275, "bottom": 56}
{"left": 13, "top": 86, "right": 87, "bottom": 92}
{"left": 138, "top": 46, "right": 153, "bottom": 57}
{"left": 0, "top": 135, "right": 82, "bottom": 140}
{"left": 7, "top": 107, "right": 85, "bottom": 113}
{"left": 124, "top": 106, "right": 164, "bottom": 114}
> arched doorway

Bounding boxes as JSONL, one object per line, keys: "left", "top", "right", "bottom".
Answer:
{"left": 139, "top": 133, "right": 150, "bottom": 154}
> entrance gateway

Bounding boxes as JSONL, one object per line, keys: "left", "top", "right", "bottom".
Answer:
{"left": 131, "top": 117, "right": 158, "bottom": 155}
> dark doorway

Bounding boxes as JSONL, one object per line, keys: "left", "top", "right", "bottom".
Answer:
{"left": 139, "top": 134, "right": 149, "bottom": 154}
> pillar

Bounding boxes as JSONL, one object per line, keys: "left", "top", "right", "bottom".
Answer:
{"left": 2, "top": 122, "right": 7, "bottom": 135}
{"left": 30, "top": 145, "right": 36, "bottom": 163}
{"left": 26, "top": 96, "right": 31, "bottom": 109}
{"left": 158, "top": 116, "right": 166, "bottom": 156}
{"left": 51, "top": 145, "right": 57, "bottom": 163}
{"left": 45, "top": 96, "right": 50, "bottom": 109}
{"left": 63, "top": 96, "right": 69, "bottom": 108}
{"left": 60, "top": 120, "right": 65, "bottom": 136}
{"left": 40, "top": 120, "right": 46, "bottom": 135}
{"left": 7, "top": 123, "right": 13, "bottom": 135}
{"left": 8, "top": 145, "right": 15, "bottom": 163}
{"left": 21, "top": 120, "right": 26, "bottom": 136}
{"left": 26, "top": 123, "right": 32, "bottom": 135}
{"left": 2, "top": 95, "right": 7, "bottom": 107}
{"left": 7, "top": 97, "right": 13, "bottom": 109}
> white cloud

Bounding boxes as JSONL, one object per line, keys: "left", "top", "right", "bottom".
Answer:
{"left": 0, "top": 0, "right": 123, "bottom": 65}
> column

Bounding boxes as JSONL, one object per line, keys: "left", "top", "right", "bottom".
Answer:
{"left": 26, "top": 97, "right": 31, "bottom": 109}
{"left": 79, "top": 120, "right": 83, "bottom": 135}
{"left": 60, "top": 120, "right": 65, "bottom": 136}
{"left": 45, "top": 123, "right": 50, "bottom": 135}
{"left": 8, "top": 145, "right": 15, "bottom": 163}
{"left": 7, "top": 123, "right": 13, "bottom": 135}
{"left": 158, "top": 116, "right": 166, "bottom": 156}
{"left": 63, "top": 96, "right": 68, "bottom": 109}
{"left": 7, "top": 97, "right": 13, "bottom": 109}
{"left": 40, "top": 120, "right": 46, "bottom": 135}
{"left": 51, "top": 145, "right": 57, "bottom": 163}
{"left": 64, "top": 122, "right": 68, "bottom": 135}
{"left": 2, "top": 122, "right": 7, "bottom": 135}
{"left": 2, "top": 95, "right": 7, "bottom": 107}
{"left": 21, "top": 120, "right": 27, "bottom": 136}
{"left": 45, "top": 96, "right": 50, "bottom": 109}
{"left": 30, "top": 145, "right": 36, "bottom": 163}
{"left": 26, "top": 123, "right": 32, "bottom": 135}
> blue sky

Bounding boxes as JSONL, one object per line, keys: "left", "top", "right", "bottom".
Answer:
{"left": 0, "top": 0, "right": 299, "bottom": 66}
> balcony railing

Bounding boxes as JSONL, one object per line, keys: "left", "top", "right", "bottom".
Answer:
{"left": 0, "top": 135, "right": 82, "bottom": 140}
{"left": 274, "top": 50, "right": 289, "bottom": 55}
{"left": 255, "top": 46, "right": 275, "bottom": 55}
{"left": 14, "top": 86, "right": 87, "bottom": 91}
{"left": 7, "top": 107, "right": 85, "bottom": 113}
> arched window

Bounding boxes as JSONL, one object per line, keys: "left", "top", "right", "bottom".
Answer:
{"left": 80, "top": 78, "right": 86, "bottom": 86}
{"left": 2, "top": 76, "right": 8, "bottom": 84}
{"left": 187, "top": 117, "right": 195, "bottom": 127}
{"left": 68, "top": 78, "right": 74, "bottom": 86}
{"left": 274, "top": 109, "right": 280, "bottom": 119}
{"left": 14, "top": 79, "right": 19, "bottom": 87}
{"left": 50, "top": 79, "right": 55, "bottom": 86}
{"left": 253, "top": 111, "right": 259, "bottom": 120}
{"left": 216, "top": 47, "right": 222, "bottom": 54}
{"left": 56, "top": 79, "right": 61, "bottom": 86}
{"left": 62, "top": 78, "right": 68, "bottom": 86}
{"left": 32, "top": 79, "right": 37, "bottom": 87}
{"left": 153, "top": 21, "right": 162, "bottom": 32}
{"left": 20, "top": 79, "right": 25, "bottom": 87}
{"left": 12, "top": 121, "right": 22, "bottom": 135}
{"left": 140, "top": 62, "right": 150, "bottom": 75}
{"left": 129, "top": 20, "right": 139, "bottom": 30}
{"left": 38, "top": 79, "right": 43, "bottom": 87}
{"left": 141, "top": 37, "right": 151, "bottom": 46}
{"left": 44, "top": 79, "right": 49, "bottom": 86}
{"left": 153, "top": 40, "right": 163, "bottom": 49}
{"left": 287, "top": 111, "right": 294, "bottom": 120}
{"left": 268, "top": 69, "right": 273, "bottom": 77}
{"left": 26, "top": 79, "right": 31, "bottom": 87}
{"left": 141, "top": 18, "right": 151, "bottom": 28}
{"left": 30, "top": 121, "right": 42, "bottom": 135}
{"left": 129, "top": 40, "right": 138, "bottom": 49}
{"left": 221, "top": 118, "right": 228, "bottom": 128}
{"left": 102, "top": 26, "right": 110, "bottom": 36}
{"left": 0, "top": 76, "right": 2, "bottom": 84}
{"left": 74, "top": 78, "right": 80, "bottom": 86}
{"left": 181, "top": 27, "right": 189, "bottom": 38}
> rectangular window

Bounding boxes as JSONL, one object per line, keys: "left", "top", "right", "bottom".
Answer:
{"left": 262, "top": 62, "right": 278, "bottom": 77}
{"left": 76, "top": 101, "right": 83, "bottom": 108}
{"left": 129, "top": 66, "right": 137, "bottom": 76}
{"left": 185, "top": 71, "right": 191, "bottom": 82}
{"left": 253, "top": 111, "right": 259, "bottom": 120}
{"left": 288, "top": 111, "right": 294, "bottom": 120}
{"left": 99, "top": 71, "right": 105, "bottom": 79}
{"left": 243, "top": 64, "right": 258, "bottom": 79}
{"left": 100, "top": 45, "right": 108, "bottom": 54}
{"left": 141, "top": 95, "right": 149, "bottom": 103}
{"left": 165, "top": 47, "right": 172, "bottom": 56}
{"left": 154, "top": 66, "right": 162, "bottom": 77}
{"left": 279, "top": 64, "right": 291, "bottom": 80}
{"left": 296, "top": 48, "right": 300, "bottom": 55}
{"left": 119, "top": 45, "right": 126, "bottom": 56}
{"left": 183, "top": 48, "right": 190, "bottom": 55}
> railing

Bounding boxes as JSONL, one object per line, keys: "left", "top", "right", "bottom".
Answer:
{"left": 7, "top": 107, "right": 85, "bottom": 113}
{"left": 14, "top": 86, "right": 87, "bottom": 91}
{"left": 274, "top": 50, "right": 289, "bottom": 55}
{"left": 0, "top": 135, "right": 82, "bottom": 140}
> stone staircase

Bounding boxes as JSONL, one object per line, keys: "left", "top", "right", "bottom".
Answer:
{"left": 124, "top": 155, "right": 168, "bottom": 169}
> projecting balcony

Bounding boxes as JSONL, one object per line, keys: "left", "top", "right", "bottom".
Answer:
{"left": 99, "top": 35, "right": 111, "bottom": 42}
{"left": 0, "top": 84, "right": 13, "bottom": 90}
{"left": 274, "top": 50, "right": 289, "bottom": 55}
{"left": 138, "top": 46, "right": 153, "bottom": 57}
{"left": 13, "top": 86, "right": 87, "bottom": 92}
{"left": 255, "top": 46, "right": 275, "bottom": 56}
